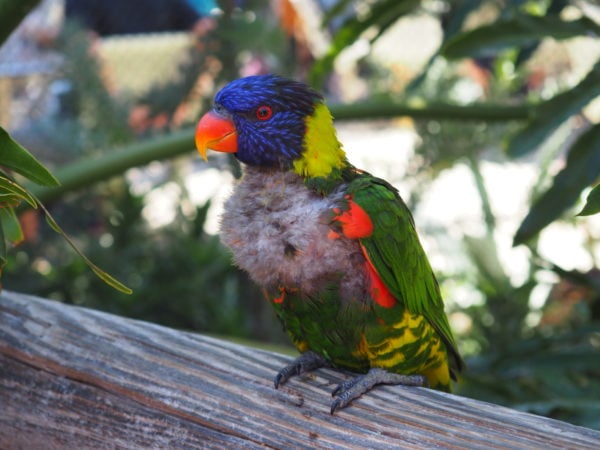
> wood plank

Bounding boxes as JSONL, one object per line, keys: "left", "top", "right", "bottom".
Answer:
{"left": 1, "top": 290, "right": 599, "bottom": 449}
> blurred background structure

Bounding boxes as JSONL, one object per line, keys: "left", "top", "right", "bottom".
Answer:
{"left": 1, "top": 0, "right": 599, "bottom": 430}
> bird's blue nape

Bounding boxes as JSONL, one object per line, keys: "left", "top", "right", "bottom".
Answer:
{"left": 213, "top": 75, "right": 323, "bottom": 168}
{"left": 215, "top": 75, "right": 321, "bottom": 115}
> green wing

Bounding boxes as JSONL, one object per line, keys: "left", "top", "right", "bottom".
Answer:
{"left": 347, "top": 174, "right": 464, "bottom": 374}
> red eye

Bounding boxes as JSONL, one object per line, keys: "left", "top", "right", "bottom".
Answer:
{"left": 256, "top": 105, "right": 273, "bottom": 121}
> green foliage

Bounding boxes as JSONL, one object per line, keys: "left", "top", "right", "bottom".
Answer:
{"left": 0, "top": 127, "right": 131, "bottom": 292}
{"left": 506, "top": 62, "right": 600, "bottom": 158}
{"left": 458, "top": 325, "right": 600, "bottom": 429}
{"left": 0, "top": 9, "right": 131, "bottom": 293}
{"left": 48, "top": 22, "right": 134, "bottom": 156}
{"left": 440, "top": 14, "right": 600, "bottom": 59}
{"left": 0, "top": 128, "right": 56, "bottom": 272}
{"left": 515, "top": 124, "right": 600, "bottom": 245}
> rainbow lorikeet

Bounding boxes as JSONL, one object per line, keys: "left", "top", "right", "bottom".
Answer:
{"left": 195, "top": 75, "right": 463, "bottom": 413}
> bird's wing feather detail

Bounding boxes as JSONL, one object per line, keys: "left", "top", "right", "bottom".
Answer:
{"left": 344, "top": 175, "right": 463, "bottom": 372}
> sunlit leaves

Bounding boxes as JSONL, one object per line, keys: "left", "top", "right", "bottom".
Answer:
{"left": 506, "top": 62, "right": 600, "bottom": 158}
{"left": 514, "top": 124, "right": 600, "bottom": 245}
{"left": 438, "top": 10, "right": 600, "bottom": 243}
{"left": 441, "top": 14, "right": 600, "bottom": 60}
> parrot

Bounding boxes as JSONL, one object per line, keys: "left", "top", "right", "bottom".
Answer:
{"left": 195, "top": 75, "right": 463, "bottom": 414}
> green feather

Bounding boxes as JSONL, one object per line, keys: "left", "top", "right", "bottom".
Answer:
{"left": 347, "top": 174, "right": 464, "bottom": 375}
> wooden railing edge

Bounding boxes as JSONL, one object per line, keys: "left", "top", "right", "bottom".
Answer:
{"left": 1, "top": 290, "right": 599, "bottom": 449}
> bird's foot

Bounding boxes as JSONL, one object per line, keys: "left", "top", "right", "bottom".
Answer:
{"left": 274, "top": 351, "right": 329, "bottom": 389}
{"left": 330, "top": 368, "right": 428, "bottom": 414}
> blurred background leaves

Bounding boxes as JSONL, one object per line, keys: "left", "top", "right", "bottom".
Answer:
{"left": 1, "top": 0, "right": 599, "bottom": 429}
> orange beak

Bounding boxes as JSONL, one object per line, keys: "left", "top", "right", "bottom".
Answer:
{"left": 195, "top": 110, "right": 238, "bottom": 161}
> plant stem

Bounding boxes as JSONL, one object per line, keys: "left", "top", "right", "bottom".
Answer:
{"left": 28, "top": 100, "right": 532, "bottom": 203}
{"left": 466, "top": 154, "right": 496, "bottom": 235}
{"left": 331, "top": 101, "right": 531, "bottom": 122}
{"left": 29, "top": 128, "right": 195, "bottom": 203}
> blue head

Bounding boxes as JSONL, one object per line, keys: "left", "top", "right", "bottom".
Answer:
{"left": 196, "top": 75, "right": 323, "bottom": 169}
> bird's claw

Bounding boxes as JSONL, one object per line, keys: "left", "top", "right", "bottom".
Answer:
{"left": 330, "top": 368, "right": 428, "bottom": 414}
{"left": 274, "top": 351, "right": 329, "bottom": 389}
{"left": 275, "top": 357, "right": 428, "bottom": 414}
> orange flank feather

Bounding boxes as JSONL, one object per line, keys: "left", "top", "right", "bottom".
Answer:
{"left": 331, "top": 198, "right": 396, "bottom": 308}
{"left": 362, "top": 247, "right": 397, "bottom": 308}
{"left": 334, "top": 198, "right": 373, "bottom": 239}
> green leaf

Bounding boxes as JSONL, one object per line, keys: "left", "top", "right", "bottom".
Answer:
{"left": 0, "top": 173, "right": 38, "bottom": 208}
{"left": 441, "top": 14, "right": 600, "bottom": 60}
{"left": 577, "top": 184, "right": 600, "bottom": 216}
{"left": 0, "top": 127, "right": 60, "bottom": 187}
{"left": 506, "top": 61, "right": 600, "bottom": 157}
{"left": 0, "top": 168, "right": 131, "bottom": 293}
{"left": 514, "top": 124, "right": 600, "bottom": 245}
{"left": 90, "top": 266, "right": 134, "bottom": 295}
{"left": 0, "top": 207, "right": 24, "bottom": 245}
{"left": 37, "top": 200, "right": 132, "bottom": 294}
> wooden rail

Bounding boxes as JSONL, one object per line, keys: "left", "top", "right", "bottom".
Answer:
{"left": 1, "top": 290, "right": 599, "bottom": 449}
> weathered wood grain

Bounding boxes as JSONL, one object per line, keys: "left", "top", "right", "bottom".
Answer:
{"left": 1, "top": 290, "right": 599, "bottom": 449}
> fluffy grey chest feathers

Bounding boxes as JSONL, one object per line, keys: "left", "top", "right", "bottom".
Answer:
{"left": 219, "top": 168, "right": 367, "bottom": 299}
